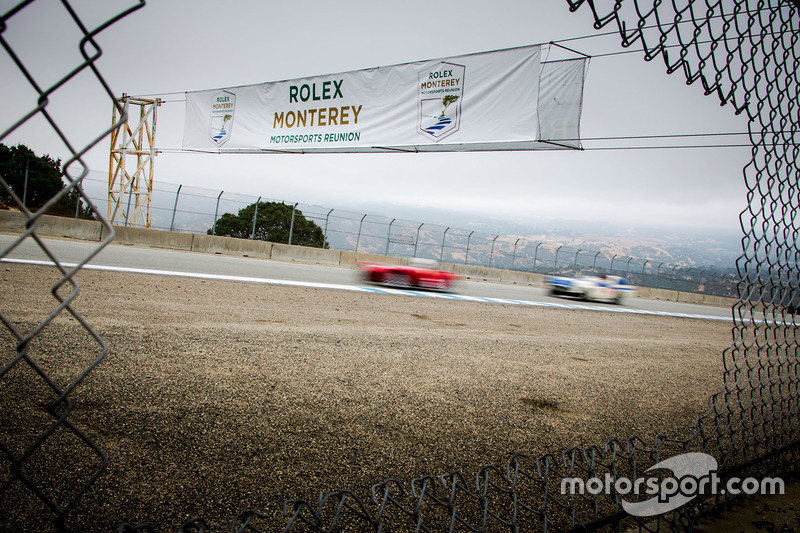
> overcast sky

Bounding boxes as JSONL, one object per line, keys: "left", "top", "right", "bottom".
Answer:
{"left": 1, "top": 0, "right": 751, "bottom": 233}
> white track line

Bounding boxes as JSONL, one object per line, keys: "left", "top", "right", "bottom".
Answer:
{"left": 3, "top": 258, "right": 735, "bottom": 322}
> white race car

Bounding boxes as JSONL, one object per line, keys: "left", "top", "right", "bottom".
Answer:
{"left": 544, "top": 273, "right": 637, "bottom": 304}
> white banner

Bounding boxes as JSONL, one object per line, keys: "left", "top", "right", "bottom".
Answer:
{"left": 538, "top": 58, "right": 586, "bottom": 149}
{"left": 182, "top": 45, "right": 585, "bottom": 153}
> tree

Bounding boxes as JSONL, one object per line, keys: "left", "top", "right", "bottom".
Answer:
{"left": 210, "top": 201, "right": 328, "bottom": 248}
{"left": 440, "top": 95, "right": 459, "bottom": 116}
{"left": 0, "top": 143, "right": 93, "bottom": 218}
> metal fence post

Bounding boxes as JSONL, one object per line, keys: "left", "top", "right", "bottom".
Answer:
{"left": 212, "top": 190, "right": 223, "bottom": 235}
{"left": 288, "top": 202, "right": 298, "bottom": 245}
{"left": 355, "top": 213, "right": 367, "bottom": 252}
{"left": 22, "top": 160, "right": 29, "bottom": 207}
{"left": 324, "top": 208, "right": 333, "bottom": 246}
{"left": 125, "top": 176, "right": 133, "bottom": 227}
{"left": 169, "top": 184, "right": 182, "bottom": 232}
{"left": 250, "top": 196, "right": 261, "bottom": 239}
{"left": 465, "top": 230, "right": 474, "bottom": 265}
{"left": 512, "top": 238, "right": 520, "bottom": 268}
{"left": 413, "top": 223, "right": 424, "bottom": 258}
{"left": 533, "top": 242, "right": 541, "bottom": 271}
{"left": 554, "top": 245, "right": 562, "bottom": 271}
{"left": 440, "top": 227, "right": 449, "bottom": 262}
{"left": 489, "top": 235, "right": 498, "bottom": 268}
{"left": 385, "top": 218, "right": 395, "bottom": 255}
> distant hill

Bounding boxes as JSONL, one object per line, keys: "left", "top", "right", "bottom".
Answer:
{"left": 89, "top": 175, "right": 742, "bottom": 272}
{"left": 340, "top": 201, "right": 743, "bottom": 270}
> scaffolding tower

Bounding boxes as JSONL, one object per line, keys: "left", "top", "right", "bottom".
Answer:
{"left": 108, "top": 94, "right": 160, "bottom": 228}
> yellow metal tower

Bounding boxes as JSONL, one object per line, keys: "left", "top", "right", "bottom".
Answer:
{"left": 108, "top": 94, "right": 161, "bottom": 228}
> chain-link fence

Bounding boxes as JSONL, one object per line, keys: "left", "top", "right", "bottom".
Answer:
{"left": 76, "top": 171, "right": 742, "bottom": 298}
{"left": 0, "top": 2, "right": 144, "bottom": 532}
{"left": 2, "top": 1, "right": 799, "bottom": 532}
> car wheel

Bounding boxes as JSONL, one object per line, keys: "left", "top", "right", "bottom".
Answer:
{"left": 384, "top": 272, "right": 412, "bottom": 287}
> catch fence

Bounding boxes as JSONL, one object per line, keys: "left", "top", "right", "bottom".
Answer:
{"left": 1, "top": 1, "right": 799, "bottom": 532}
{"left": 77, "top": 171, "right": 740, "bottom": 298}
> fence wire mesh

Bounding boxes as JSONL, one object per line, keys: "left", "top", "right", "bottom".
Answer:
{"left": 0, "top": 1, "right": 144, "bottom": 532}
{"left": 0, "top": 1, "right": 798, "bottom": 532}
{"left": 75, "top": 170, "right": 740, "bottom": 297}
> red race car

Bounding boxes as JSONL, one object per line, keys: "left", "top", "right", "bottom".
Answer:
{"left": 358, "top": 259, "right": 459, "bottom": 291}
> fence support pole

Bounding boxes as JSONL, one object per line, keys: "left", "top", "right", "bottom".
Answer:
{"left": 288, "top": 202, "right": 298, "bottom": 245}
{"left": 611, "top": 254, "right": 618, "bottom": 273}
{"left": 656, "top": 262, "right": 664, "bottom": 289}
{"left": 593, "top": 251, "right": 601, "bottom": 271}
{"left": 465, "top": 231, "right": 474, "bottom": 265}
{"left": 385, "top": 218, "right": 395, "bottom": 255}
{"left": 533, "top": 242, "right": 541, "bottom": 271}
{"left": 512, "top": 238, "right": 520, "bottom": 268}
{"left": 554, "top": 245, "right": 563, "bottom": 271}
{"left": 574, "top": 249, "right": 582, "bottom": 268}
{"left": 324, "top": 208, "right": 333, "bottom": 246}
{"left": 22, "top": 160, "right": 29, "bottom": 208}
{"left": 250, "top": 196, "right": 261, "bottom": 239}
{"left": 125, "top": 177, "right": 133, "bottom": 227}
{"left": 355, "top": 214, "right": 367, "bottom": 253}
{"left": 440, "top": 227, "right": 449, "bottom": 262}
{"left": 489, "top": 235, "right": 498, "bottom": 268}
{"left": 413, "top": 223, "right": 424, "bottom": 258}
{"left": 212, "top": 190, "right": 224, "bottom": 235}
{"left": 169, "top": 184, "right": 182, "bottom": 232}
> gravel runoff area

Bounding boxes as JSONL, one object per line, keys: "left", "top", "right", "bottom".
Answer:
{"left": 0, "top": 262, "right": 739, "bottom": 532}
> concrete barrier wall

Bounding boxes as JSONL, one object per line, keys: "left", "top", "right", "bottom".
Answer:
{"left": 106, "top": 225, "right": 194, "bottom": 250}
{"left": 0, "top": 209, "right": 104, "bottom": 240}
{"left": 340, "top": 251, "right": 409, "bottom": 267}
{"left": 0, "top": 210, "right": 23, "bottom": 233}
{"left": 447, "top": 263, "right": 503, "bottom": 281}
{"left": 0, "top": 210, "right": 738, "bottom": 308}
{"left": 501, "top": 269, "right": 545, "bottom": 286}
{"left": 39, "top": 215, "right": 103, "bottom": 241}
{"left": 637, "top": 287, "right": 680, "bottom": 302}
{"left": 270, "top": 243, "right": 341, "bottom": 265}
{"left": 635, "top": 286, "right": 736, "bottom": 307}
{"left": 191, "top": 234, "right": 272, "bottom": 258}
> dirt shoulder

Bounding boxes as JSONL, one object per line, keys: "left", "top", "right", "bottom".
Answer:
{"left": 694, "top": 475, "right": 800, "bottom": 532}
{"left": 1, "top": 263, "right": 740, "bottom": 531}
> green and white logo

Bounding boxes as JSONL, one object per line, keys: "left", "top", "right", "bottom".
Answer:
{"left": 418, "top": 61, "right": 464, "bottom": 141}
{"left": 210, "top": 90, "right": 235, "bottom": 146}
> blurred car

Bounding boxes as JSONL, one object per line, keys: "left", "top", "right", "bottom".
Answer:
{"left": 358, "top": 258, "right": 459, "bottom": 291}
{"left": 544, "top": 273, "right": 636, "bottom": 304}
